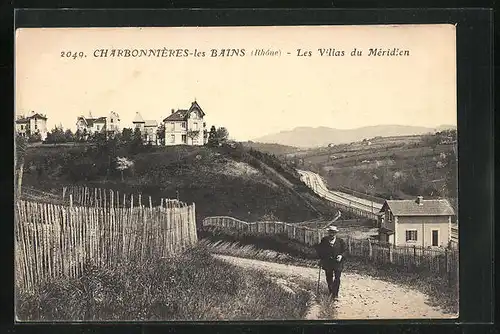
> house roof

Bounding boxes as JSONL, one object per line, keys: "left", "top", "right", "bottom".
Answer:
{"left": 144, "top": 120, "right": 158, "bottom": 127}
{"left": 164, "top": 109, "right": 189, "bottom": 122}
{"left": 163, "top": 100, "right": 205, "bottom": 122}
{"left": 381, "top": 199, "right": 455, "bottom": 216}
{"left": 16, "top": 113, "right": 48, "bottom": 123}
{"left": 77, "top": 116, "right": 106, "bottom": 127}
{"left": 133, "top": 112, "right": 145, "bottom": 123}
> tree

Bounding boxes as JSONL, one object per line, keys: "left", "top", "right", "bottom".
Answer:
{"left": 27, "top": 132, "right": 42, "bottom": 143}
{"left": 45, "top": 126, "right": 66, "bottom": 144}
{"left": 15, "top": 134, "right": 28, "bottom": 199}
{"left": 129, "top": 127, "right": 143, "bottom": 154}
{"left": 156, "top": 123, "right": 166, "bottom": 146}
{"left": 186, "top": 129, "right": 200, "bottom": 145}
{"left": 115, "top": 157, "right": 134, "bottom": 181}
{"left": 207, "top": 126, "right": 218, "bottom": 147}
{"left": 64, "top": 129, "right": 74, "bottom": 142}
{"left": 121, "top": 128, "right": 133, "bottom": 144}
{"left": 216, "top": 127, "right": 229, "bottom": 144}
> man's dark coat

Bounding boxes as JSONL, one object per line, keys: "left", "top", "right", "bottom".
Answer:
{"left": 315, "top": 235, "right": 347, "bottom": 270}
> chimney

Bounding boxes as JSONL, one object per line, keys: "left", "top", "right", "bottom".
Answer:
{"left": 171, "top": 109, "right": 175, "bottom": 114}
{"left": 416, "top": 196, "right": 423, "bottom": 205}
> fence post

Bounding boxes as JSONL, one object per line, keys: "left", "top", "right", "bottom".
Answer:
{"left": 389, "top": 246, "right": 393, "bottom": 263}
{"left": 368, "top": 239, "right": 373, "bottom": 260}
{"left": 413, "top": 246, "right": 417, "bottom": 266}
{"left": 348, "top": 237, "right": 352, "bottom": 254}
{"left": 445, "top": 248, "right": 450, "bottom": 287}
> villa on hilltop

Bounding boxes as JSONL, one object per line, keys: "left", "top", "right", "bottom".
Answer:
{"left": 163, "top": 100, "right": 207, "bottom": 146}
{"left": 16, "top": 111, "right": 48, "bottom": 141}
{"left": 76, "top": 111, "right": 121, "bottom": 138}
{"left": 132, "top": 112, "right": 158, "bottom": 145}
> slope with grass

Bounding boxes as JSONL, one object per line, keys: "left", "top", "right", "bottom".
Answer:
{"left": 22, "top": 143, "right": 336, "bottom": 223}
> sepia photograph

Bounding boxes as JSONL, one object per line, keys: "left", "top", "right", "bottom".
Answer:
{"left": 14, "top": 24, "right": 458, "bottom": 321}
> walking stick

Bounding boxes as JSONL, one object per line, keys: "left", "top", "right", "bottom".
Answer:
{"left": 316, "top": 265, "right": 321, "bottom": 295}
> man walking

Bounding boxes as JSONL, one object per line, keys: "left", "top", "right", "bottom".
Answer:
{"left": 316, "top": 225, "right": 346, "bottom": 299}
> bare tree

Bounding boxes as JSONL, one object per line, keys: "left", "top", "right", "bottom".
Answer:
{"left": 186, "top": 130, "right": 200, "bottom": 145}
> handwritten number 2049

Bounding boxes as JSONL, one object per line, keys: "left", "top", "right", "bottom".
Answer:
{"left": 60, "top": 51, "right": 85, "bottom": 59}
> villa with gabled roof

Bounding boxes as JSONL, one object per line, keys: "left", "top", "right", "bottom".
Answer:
{"left": 162, "top": 100, "right": 207, "bottom": 146}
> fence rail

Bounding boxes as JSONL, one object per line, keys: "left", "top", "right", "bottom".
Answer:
{"left": 203, "top": 216, "right": 458, "bottom": 285}
{"left": 15, "top": 188, "right": 198, "bottom": 293}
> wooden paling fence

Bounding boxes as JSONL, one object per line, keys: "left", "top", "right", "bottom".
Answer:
{"left": 15, "top": 190, "right": 197, "bottom": 293}
{"left": 203, "top": 216, "right": 459, "bottom": 286}
{"left": 62, "top": 185, "right": 182, "bottom": 209}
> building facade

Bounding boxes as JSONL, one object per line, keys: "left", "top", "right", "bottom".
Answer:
{"left": 163, "top": 101, "right": 207, "bottom": 146}
{"left": 132, "top": 112, "right": 158, "bottom": 145}
{"left": 15, "top": 111, "right": 48, "bottom": 141}
{"left": 76, "top": 111, "right": 121, "bottom": 137}
{"left": 378, "top": 196, "right": 455, "bottom": 248}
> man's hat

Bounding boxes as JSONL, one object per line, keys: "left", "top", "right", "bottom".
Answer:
{"left": 326, "top": 225, "right": 339, "bottom": 232}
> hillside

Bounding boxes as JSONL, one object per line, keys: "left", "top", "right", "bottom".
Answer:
{"left": 21, "top": 143, "right": 337, "bottom": 223}
{"left": 295, "top": 132, "right": 458, "bottom": 202}
{"left": 253, "top": 124, "right": 456, "bottom": 148}
{"left": 239, "top": 141, "right": 300, "bottom": 156}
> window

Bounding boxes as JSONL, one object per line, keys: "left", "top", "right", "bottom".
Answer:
{"left": 432, "top": 230, "right": 439, "bottom": 246}
{"left": 110, "top": 119, "right": 113, "bottom": 123}
{"left": 170, "top": 134, "right": 175, "bottom": 143}
{"left": 405, "top": 230, "right": 418, "bottom": 242}
{"left": 34, "top": 124, "right": 38, "bottom": 130}
{"left": 193, "top": 122, "right": 198, "bottom": 130}
{"left": 20, "top": 125, "right": 24, "bottom": 130}
{"left": 181, "top": 134, "right": 187, "bottom": 144}
{"left": 96, "top": 125, "right": 100, "bottom": 131}
{"left": 181, "top": 122, "right": 187, "bottom": 129}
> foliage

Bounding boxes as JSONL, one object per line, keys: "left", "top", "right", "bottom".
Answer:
{"left": 64, "top": 129, "right": 74, "bottom": 142}
{"left": 121, "top": 128, "right": 133, "bottom": 144}
{"left": 44, "top": 126, "right": 67, "bottom": 144}
{"left": 129, "top": 128, "right": 144, "bottom": 154}
{"left": 116, "top": 156, "right": 134, "bottom": 181}
{"left": 16, "top": 246, "right": 310, "bottom": 321}
{"left": 207, "top": 126, "right": 218, "bottom": 147}
{"left": 216, "top": 127, "right": 229, "bottom": 144}
{"left": 27, "top": 132, "right": 42, "bottom": 143}
{"left": 156, "top": 123, "right": 165, "bottom": 146}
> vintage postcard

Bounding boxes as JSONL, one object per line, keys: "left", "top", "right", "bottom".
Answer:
{"left": 14, "top": 24, "right": 458, "bottom": 321}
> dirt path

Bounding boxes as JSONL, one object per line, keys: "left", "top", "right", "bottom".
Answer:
{"left": 214, "top": 254, "right": 456, "bottom": 320}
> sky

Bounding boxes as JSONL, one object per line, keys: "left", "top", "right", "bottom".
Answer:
{"left": 15, "top": 25, "right": 456, "bottom": 141}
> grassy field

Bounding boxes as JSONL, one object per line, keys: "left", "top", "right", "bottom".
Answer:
{"left": 16, "top": 246, "right": 311, "bottom": 321}
{"left": 21, "top": 143, "right": 337, "bottom": 223}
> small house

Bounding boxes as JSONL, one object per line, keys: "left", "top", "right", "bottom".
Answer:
{"left": 378, "top": 196, "right": 455, "bottom": 247}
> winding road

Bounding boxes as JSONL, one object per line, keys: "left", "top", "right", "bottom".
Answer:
{"left": 215, "top": 254, "right": 456, "bottom": 320}
{"left": 298, "top": 170, "right": 383, "bottom": 217}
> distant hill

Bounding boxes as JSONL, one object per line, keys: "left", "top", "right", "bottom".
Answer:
{"left": 240, "top": 141, "right": 299, "bottom": 156}
{"left": 253, "top": 124, "right": 456, "bottom": 148}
